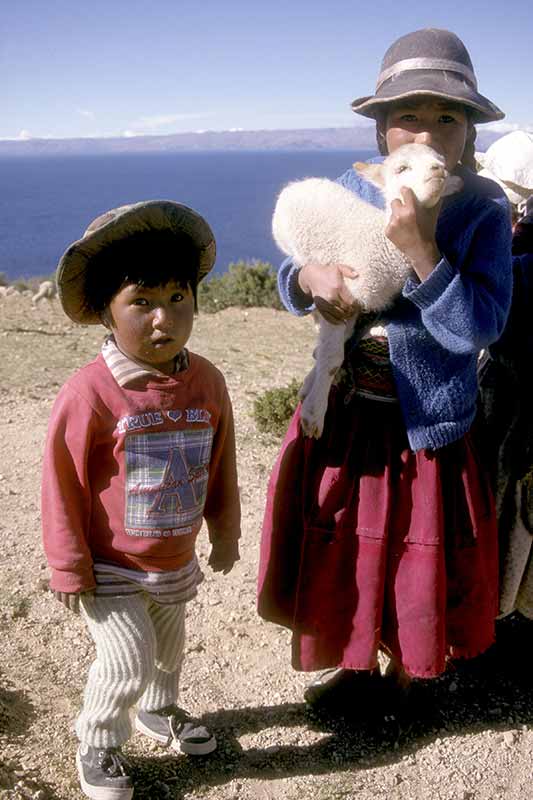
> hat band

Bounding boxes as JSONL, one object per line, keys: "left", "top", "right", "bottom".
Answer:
{"left": 376, "top": 57, "right": 478, "bottom": 91}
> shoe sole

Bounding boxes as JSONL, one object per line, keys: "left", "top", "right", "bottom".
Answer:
{"left": 76, "top": 751, "right": 133, "bottom": 800}
{"left": 134, "top": 717, "right": 217, "bottom": 756}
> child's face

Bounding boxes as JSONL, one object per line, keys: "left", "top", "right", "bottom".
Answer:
{"left": 384, "top": 97, "right": 468, "bottom": 171}
{"left": 105, "top": 279, "right": 195, "bottom": 375}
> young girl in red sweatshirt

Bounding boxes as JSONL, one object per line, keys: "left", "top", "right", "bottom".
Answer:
{"left": 42, "top": 201, "right": 241, "bottom": 800}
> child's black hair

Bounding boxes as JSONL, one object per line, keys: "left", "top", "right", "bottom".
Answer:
{"left": 83, "top": 228, "right": 201, "bottom": 316}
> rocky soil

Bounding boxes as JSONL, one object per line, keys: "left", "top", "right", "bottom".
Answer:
{"left": 0, "top": 294, "right": 531, "bottom": 800}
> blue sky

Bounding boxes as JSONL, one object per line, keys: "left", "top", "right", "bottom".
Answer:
{"left": 2, "top": 0, "right": 532, "bottom": 141}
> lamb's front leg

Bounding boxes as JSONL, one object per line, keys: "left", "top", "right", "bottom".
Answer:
{"left": 300, "top": 316, "right": 356, "bottom": 438}
{"left": 299, "top": 358, "right": 317, "bottom": 403}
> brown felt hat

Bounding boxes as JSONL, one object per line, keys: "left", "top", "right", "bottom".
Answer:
{"left": 56, "top": 200, "right": 216, "bottom": 324}
{"left": 351, "top": 28, "right": 504, "bottom": 124}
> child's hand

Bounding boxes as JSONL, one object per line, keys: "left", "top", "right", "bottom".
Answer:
{"left": 385, "top": 187, "right": 441, "bottom": 280}
{"left": 298, "top": 262, "right": 360, "bottom": 324}
{"left": 54, "top": 590, "right": 94, "bottom": 614}
{"left": 208, "top": 542, "right": 240, "bottom": 575}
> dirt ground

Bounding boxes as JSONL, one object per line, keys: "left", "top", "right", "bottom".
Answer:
{"left": 0, "top": 293, "right": 532, "bottom": 800}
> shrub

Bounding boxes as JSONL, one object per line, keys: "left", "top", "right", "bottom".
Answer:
{"left": 253, "top": 379, "right": 301, "bottom": 437}
{"left": 0, "top": 273, "right": 7, "bottom": 287}
{"left": 198, "top": 259, "right": 283, "bottom": 313}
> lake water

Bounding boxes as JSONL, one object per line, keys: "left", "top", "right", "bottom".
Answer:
{"left": 0, "top": 149, "right": 376, "bottom": 281}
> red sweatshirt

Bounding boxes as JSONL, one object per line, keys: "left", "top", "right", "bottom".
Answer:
{"left": 42, "top": 350, "right": 241, "bottom": 593}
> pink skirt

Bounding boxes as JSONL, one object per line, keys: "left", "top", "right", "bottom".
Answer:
{"left": 258, "top": 385, "right": 498, "bottom": 678}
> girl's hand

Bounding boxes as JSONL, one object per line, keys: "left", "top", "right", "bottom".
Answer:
{"left": 208, "top": 542, "right": 240, "bottom": 575}
{"left": 54, "top": 589, "right": 94, "bottom": 614}
{"left": 298, "top": 262, "right": 360, "bottom": 324}
{"left": 385, "top": 187, "right": 442, "bottom": 281}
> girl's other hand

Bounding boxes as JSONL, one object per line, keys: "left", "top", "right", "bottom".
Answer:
{"left": 385, "top": 187, "right": 442, "bottom": 281}
{"left": 54, "top": 589, "right": 94, "bottom": 613}
{"left": 298, "top": 262, "right": 360, "bottom": 324}
{"left": 208, "top": 541, "right": 240, "bottom": 575}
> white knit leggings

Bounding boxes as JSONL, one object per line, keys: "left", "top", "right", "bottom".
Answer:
{"left": 76, "top": 593, "right": 185, "bottom": 748}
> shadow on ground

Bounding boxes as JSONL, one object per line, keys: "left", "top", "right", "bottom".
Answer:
{"left": 128, "top": 613, "right": 533, "bottom": 799}
{"left": 0, "top": 675, "right": 35, "bottom": 739}
{"left": 0, "top": 675, "right": 58, "bottom": 799}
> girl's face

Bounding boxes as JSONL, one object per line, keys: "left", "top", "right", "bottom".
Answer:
{"left": 384, "top": 97, "right": 469, "bottom": 171}
{"left": 105, "top": 279, "right": 195, "bottom": 375}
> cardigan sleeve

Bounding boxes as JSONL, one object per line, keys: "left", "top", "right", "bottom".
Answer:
{"left": 202, "top": 384, "right": 241, "bottom": 551}
{"left": 277, "top": 256, "right": 315, "bottom": 316}
{"left": 41, "top": 385, "right": 97, "bottom": 594}
{"left": 402, "top": 202, "right": 513, "bottom": 354}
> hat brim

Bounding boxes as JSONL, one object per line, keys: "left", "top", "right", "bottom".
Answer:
{"left": 57, "top": 200, "right": 216, "bottom": 324}
{"left": 351, "top": 70, "right": 504, "bottom": 124}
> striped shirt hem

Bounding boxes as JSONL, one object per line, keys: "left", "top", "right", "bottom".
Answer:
{"left": 93, "top": 556, "right": 204, "bottom": 605}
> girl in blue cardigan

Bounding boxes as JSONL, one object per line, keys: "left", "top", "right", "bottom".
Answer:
{"left": 257, "top": 28, "right": 513, "bottom": 713}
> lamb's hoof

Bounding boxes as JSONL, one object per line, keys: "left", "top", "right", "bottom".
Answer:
{"left": 300, "top": 415, "right": 323, "bottom": 439}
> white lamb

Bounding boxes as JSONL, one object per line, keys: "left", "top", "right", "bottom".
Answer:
{"left": 31, "top": 279, "right": 57, "bottom": 305}
{"left": 272, "top": 142, "right": 463, "bottom": 438}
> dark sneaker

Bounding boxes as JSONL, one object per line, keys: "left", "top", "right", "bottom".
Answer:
{"left": 304, "top": 667, "right": 379, "bottom": 713}
{"left": 135, "top": 705, "right": 216, "bottom": 755}
{"left": 76, "top": 744, "right": 133, "bottom": 800}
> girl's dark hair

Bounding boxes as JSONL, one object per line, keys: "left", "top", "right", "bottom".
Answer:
{"left": 461, "top": 123, "right": 477, "bottom": 171}
{"left": 374, "top": 108, "right": 478, "bottom": 170}
{"left": 83, "top": 228, "right": 201, "bottom": 316}
{"left": 376, "top": 119, "right": 388, "bottom": 156}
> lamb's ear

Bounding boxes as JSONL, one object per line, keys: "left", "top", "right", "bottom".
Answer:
{"left": 353, "top": 161, "right": 385, "bottom": 188}
{"left": 442, "top": 175, "right": 463, "bottom": 197}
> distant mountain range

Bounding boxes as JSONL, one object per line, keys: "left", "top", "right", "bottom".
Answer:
{"left": 0, "top": 125, "right": 505, "bottom": 156}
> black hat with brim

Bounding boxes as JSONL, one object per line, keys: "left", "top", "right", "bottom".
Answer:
{"left": 57, "top": 200, "right": 216, "bottom": 325}
{"left": 351, "top": 28, "right": 504, "bottom": 125}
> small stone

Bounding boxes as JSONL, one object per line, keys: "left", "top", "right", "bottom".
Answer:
{"left": 503, "top": 731, "right": 516, "bottom": 746}
{"left": 448, "top": 680, "right": 458, "bottom": 692}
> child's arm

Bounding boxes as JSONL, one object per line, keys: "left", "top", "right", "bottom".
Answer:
{"left": 402, "top": 201, "right": 513, "bottom": 352}
{"left": 203, "top": 385, "right": 241, "bottom": 575}
{"left": 385, "top": 186, "right": 442, "bottom": 281}
{"left": 42, "top": 385, "right": 97, "bottom": 596}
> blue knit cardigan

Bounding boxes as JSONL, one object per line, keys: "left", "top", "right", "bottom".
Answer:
{"left": 278, "top": 161, "right": 513, "bottom": 452}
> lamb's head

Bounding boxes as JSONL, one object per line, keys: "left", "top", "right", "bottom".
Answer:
{"left": 354, "top": 143, "right": 463, "bottom": 209}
